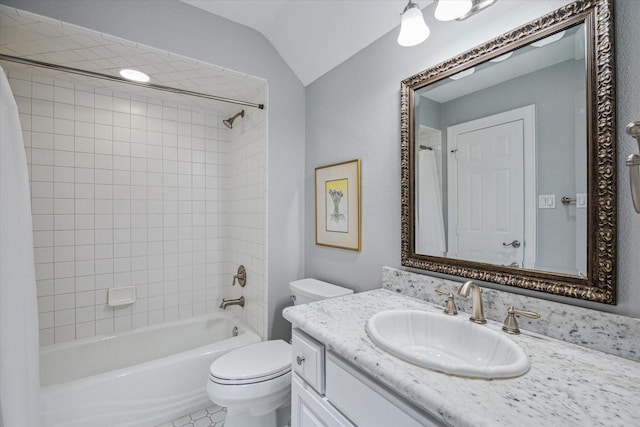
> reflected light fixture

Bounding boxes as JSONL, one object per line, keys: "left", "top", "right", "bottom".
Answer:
{"left": 531, "top": 30, "right": 566, "bottom": 47}
{"left": 449, "top": 67, "right": 475, "bottom": 80}
{"left": 434, "top": 0, "right": 472, "bottom": 21}
{"left": 119, "top": 69, "right": 150, "bottom": 83}
{"left": 398, "top": 0, "right": 430, "bottom": 47}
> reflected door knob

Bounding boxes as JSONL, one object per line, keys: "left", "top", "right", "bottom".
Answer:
{"left": 296, "top": 356, "right": 305, "bottom": 365}
{"left": 502, "top": 240, "right": 521, "bottom": 248}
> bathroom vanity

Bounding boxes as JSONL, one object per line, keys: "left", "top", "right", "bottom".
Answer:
{"left": 283, "top": 289, "right": 640, "bottom": 427}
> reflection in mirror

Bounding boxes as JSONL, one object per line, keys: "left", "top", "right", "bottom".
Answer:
{"left": 400, "top": 0, "right": 616, "bottom": 304}
{"left": 415, "top": 24, "right": 587, "bottom": 276}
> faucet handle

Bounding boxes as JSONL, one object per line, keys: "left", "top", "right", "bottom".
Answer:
{"left": 435, "top": 289, "right": 458, "bottom": 316}
{"left": 502, "top": 306, "right": 540, "bottom": 334}
{"left": 232, "top": 265, "right": 247, "bottom": 287}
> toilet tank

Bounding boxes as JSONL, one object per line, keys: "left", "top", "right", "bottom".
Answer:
{"left": 289, "top": 278, "right": 353, "bottom": 305}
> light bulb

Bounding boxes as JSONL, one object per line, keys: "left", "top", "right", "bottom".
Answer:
{"left": 434, "top": 0, "right": 472, "bottom": 21}
{"left": 398, "top": 4, "right": 430, "bottom": 47}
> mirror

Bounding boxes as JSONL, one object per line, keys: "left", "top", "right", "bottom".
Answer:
{"left": 400, "top": 0, "right": 616, "bottom": 304}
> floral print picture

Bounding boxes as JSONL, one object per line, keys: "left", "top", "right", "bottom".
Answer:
{"left": 315, "top": 159, "right": 360, "bottom": 251}
{"left": 326, "top": 179, "right": 348, "bottom": 233}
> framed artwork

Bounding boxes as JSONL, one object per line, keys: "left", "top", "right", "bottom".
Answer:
{"left": 315, "top": 159, "right": 361, "bottom": 251}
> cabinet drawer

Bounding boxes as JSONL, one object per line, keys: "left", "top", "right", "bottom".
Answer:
{"left": 292, "top": 328, "right": 325, "bottom": 394}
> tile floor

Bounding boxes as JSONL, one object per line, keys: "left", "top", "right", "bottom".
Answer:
{"left": 156, "top": 406, "right": 226, "bottom": 427}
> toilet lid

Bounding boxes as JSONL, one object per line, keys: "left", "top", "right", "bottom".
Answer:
{"left": 209, "top": 340, "right": 292, "bottom": 383}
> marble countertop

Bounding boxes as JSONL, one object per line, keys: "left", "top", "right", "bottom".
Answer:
{"left": 283, "top": 289, "right": 640, "bottom": 427}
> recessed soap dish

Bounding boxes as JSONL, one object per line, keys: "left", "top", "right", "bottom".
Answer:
{"left": 107, "top": 286, "right": 136, "bottom": 307}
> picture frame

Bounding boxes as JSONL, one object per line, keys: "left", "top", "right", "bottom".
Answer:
{"left": 315, "top": 159, "right": 361, "bottom": 251}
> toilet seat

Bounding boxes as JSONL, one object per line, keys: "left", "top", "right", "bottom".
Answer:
{"left": 209, "top": 340, "right": 291, "bottom": 385}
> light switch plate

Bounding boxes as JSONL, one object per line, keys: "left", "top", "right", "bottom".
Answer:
{"left": 538, "top": 194, "right": 556, "bottom": 209}
{"left": 576, "top": 193, "right": 587, "bottom": 208}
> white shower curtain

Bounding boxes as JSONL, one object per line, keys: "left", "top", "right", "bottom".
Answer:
{"left": 416, "top": 149, "right": 446, "bottom": 255}
{"left": 0, "top": 65, "right": 41, "bottom": 427}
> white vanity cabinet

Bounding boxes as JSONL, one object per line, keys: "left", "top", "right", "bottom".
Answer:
{"left": 291, "top": 328, "right": 354, "bottom": 427}
{"left": 291, "top": 328, "right": 443, "bottom": 427}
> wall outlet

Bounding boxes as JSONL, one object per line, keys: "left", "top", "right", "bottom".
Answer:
{"left": 538, "top": 194, "right": 556, "bottom": 209}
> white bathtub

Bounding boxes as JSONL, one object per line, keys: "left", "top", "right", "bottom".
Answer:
{"left": 40, "top": 313, "right": 261, "bottom": 427}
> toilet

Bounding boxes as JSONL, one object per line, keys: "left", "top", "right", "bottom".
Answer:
{"left": 206, "top": 278, "right": 353, "bottom": 427}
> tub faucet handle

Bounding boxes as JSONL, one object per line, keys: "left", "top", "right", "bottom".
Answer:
{"left": 232, "top": 265, "right": 246, "bottom": 287}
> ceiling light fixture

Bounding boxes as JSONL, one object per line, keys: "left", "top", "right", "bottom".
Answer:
{"left": 434, "top": 0, "right": 472, "bottom": 21}
{"left": 397, "top": 0, "right": 430, "bottom": 47}
{"left": 119, "top": 69, "right": 150, "bottom": 83}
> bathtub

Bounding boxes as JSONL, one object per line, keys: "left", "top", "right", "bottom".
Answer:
{"left": 40, "top": 313, "right": 261, "bottom": 427}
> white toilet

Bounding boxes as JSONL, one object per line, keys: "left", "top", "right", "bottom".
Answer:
{"left": 207, "top": 278, "right": 353, "bottom": 427}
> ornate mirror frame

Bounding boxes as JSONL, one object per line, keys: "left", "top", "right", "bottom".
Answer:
{"left": 400, "top": 0, "right": 616, "bottom": 304}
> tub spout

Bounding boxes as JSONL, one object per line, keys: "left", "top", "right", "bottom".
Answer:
{"left": 220, "top": 296, "right": 245, "bottom": 309}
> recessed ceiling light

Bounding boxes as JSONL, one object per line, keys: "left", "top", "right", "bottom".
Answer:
{"left": 119, "top": 69, "right": 150, "bottom": 83}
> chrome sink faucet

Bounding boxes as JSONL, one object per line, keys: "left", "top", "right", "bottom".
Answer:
{"left": 457, "top": 281, "right": 486, "bottom": 324}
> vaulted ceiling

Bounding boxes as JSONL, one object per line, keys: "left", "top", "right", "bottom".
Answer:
{"left": 180, "top": 0, "right": 434, "bottom": 86}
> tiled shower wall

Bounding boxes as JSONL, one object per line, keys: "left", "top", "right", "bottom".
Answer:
{"left": 220, "top": 108, "right": 267, "bottom": 337}
{"left": 9, "top": 71, "right": 266, "bottom": 345}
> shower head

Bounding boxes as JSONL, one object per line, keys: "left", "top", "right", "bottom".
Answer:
{"left": 223, "top": 110, "right": 245, "bottom": 129}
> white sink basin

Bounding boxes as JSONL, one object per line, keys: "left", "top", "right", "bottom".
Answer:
{"left": 366, "top": 310, "right": 530, "bottom": 379}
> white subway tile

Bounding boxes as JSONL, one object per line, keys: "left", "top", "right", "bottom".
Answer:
{"left": 31, "top": 165, "right": 54, "bottom": 182}
{"left": 54, "top": 246, "right": 75, "bottom": 263}
{"left": 75, "top": 245, "right": 95, "bottom": 261}
{"left": 34, "top": 230, "right": 54, "bottom": 247}
{"left": 76, "top": 276, "right": 95, "bottom": 292}
{"left": 54, "top": 86, "right": 74, "bottom": 104}
{"left": 54, "top": 325, "right": 75, "bottom": 343}
{"left": 76, "top": 305, "right": 95, "bottom": 323}
{"left": 54, "top": 118, "right": 74, "bottom": 136}
{"left": 54, "top": 198, "right": 74, "bottom": 215}
{"left": 54, "top": 214, "right": 74, "bottom": 230}
{"left": 54, "top": 103, "right": 74, "bottom": 120}
{"left": 95, "top": 318, "right": 114, "bottom": 335}
{"left": 32, "top": 99, "right": 54, "bottom": 117}
{"left": 75, "top": 322, "right": 95, "bottom": 339}
{"left": 32, "top": 83, "right": 54, "bottom": 101}
{"left": 39, "top": 312, "right": 54, "bottom": 330}
{"left": 54, "top": 308, "right": 76, "bottom": 328}
{"left": 75, "top": 91, "right": 94, "bottom": 108}
{"left": 74, "top": 136, "right": 94, "bottom": 153}
{"left": 75, "top": 291, "right": 95, "bottom": 308}
{"left": 75, "top": 229, "right": 94, "bottom": 245}
{"left": 54, "top": 182, "right": 74, "bottom": 198}
{"left": 75, "top": 260, "right": 95, "bottom": 277}
{"left": 54, "top": 261, "right": 75, "bottom": 278}
{"left": 74, "top": 183, "right": 94, "bottom": 199}
{"left": 54, "top": 292, "right": 75, "bottom": 311}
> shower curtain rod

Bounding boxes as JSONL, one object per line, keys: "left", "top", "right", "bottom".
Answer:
{"left": 0, "top": 53, "right": 265, "bottom": 110}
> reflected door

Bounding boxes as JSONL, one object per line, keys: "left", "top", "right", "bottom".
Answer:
{"left": 448, "top": 117, "right": 528, "bottom": 266}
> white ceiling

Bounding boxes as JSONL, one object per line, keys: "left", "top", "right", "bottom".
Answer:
{"left": 180, "top": 0, "right": 433, "bottom": 86}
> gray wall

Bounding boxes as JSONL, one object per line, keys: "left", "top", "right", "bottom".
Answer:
{"left": 306, "top": 0, "right": 640, "bottom": 317}
{"left": 1, "top": 0, "right": 306, "bottom": 340}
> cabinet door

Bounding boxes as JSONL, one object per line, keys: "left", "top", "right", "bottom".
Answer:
{"left": 292, "top": 374, "right": 354, "bottom": 427}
